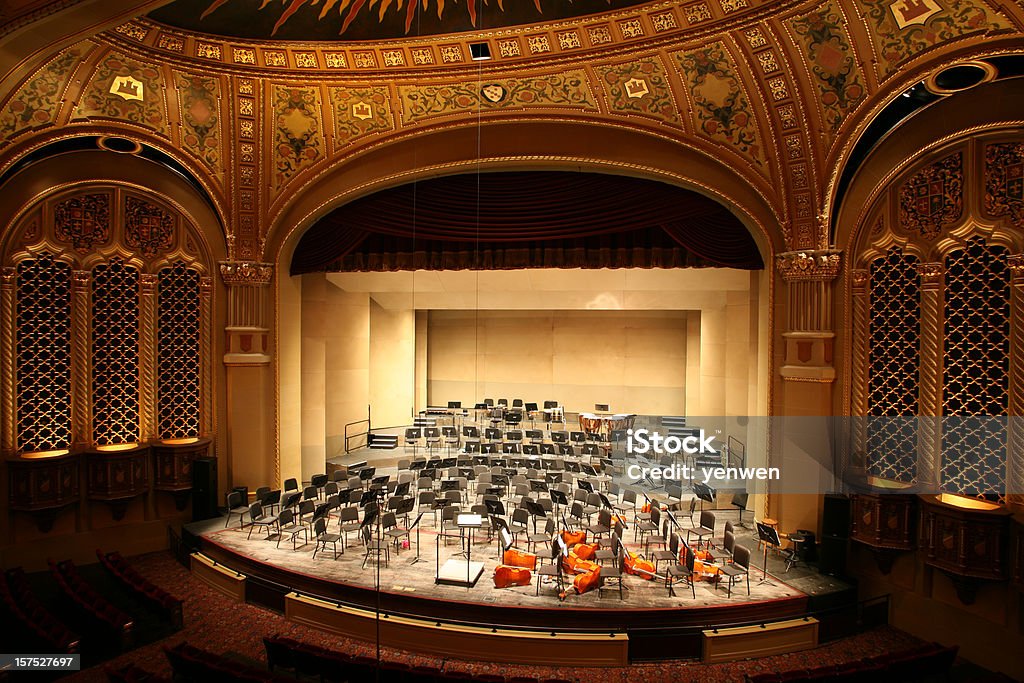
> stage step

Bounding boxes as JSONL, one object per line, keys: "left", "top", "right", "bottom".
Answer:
{"left": 662, "top": 416, "right": 687, "bottom": 428}
{"left": 368, "top": 433, "right": 398, "bottom": 450}
{"left": 413, "top": 416, "right": 437, "bottom": 428}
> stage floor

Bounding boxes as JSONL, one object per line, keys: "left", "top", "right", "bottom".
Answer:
{"left": 196, "top": 516, "right": 809, "bottom": 610}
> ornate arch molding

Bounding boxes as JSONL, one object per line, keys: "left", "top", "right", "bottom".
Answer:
{"left": 844, "top": 130, "right": 1024, "bottom": 503}
{"left": 0, "top": 172, "right": 220, "bottom": 456}
{"left": 267, "top": 119, "right": 783, "bottom": 267}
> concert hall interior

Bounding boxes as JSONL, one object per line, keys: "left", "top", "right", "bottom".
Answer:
{"left": 2, "top": 0, "right": 1024, "bottom": 680}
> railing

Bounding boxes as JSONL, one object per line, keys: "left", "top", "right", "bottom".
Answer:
{"left": 727, "top": 435, "right": 746, "bottom": 469}
{"left": 344, "top": 406, "right": 371, "bottom": 454}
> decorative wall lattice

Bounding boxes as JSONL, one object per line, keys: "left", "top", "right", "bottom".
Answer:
{"left": 157, "top": 263, "right": 201, "bottom": 439}
{"left": 942, "top": 237, "right": 1009, "bottom": 500}
{"left": 91, "top": 260, "right": 140, "bottom": 445}
{"left": 15, "top": 255, "right": 72, "bottom": 452}
{"left": 867, "top": 248, "right": 920, "bottom": 482}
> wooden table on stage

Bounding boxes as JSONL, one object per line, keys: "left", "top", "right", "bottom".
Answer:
{"left": 578, "top": 413, "right": 636, "bottom": 438}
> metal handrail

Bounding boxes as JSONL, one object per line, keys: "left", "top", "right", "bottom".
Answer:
{"left": 343, "top": 406, "right": 371, "bottom": 454}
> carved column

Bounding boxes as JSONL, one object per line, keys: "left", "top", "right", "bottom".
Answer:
{"left": 1008, "top": 255, "right": 1024, "bottom": 507}
{"left": 70, "top": 270, "right": 92, "bottom": 448}
{"left": 916, "top": 262, "right": 944, "bottom": 493}
{"left": 777, "top": 250, "right": 841, "bottom": 383}
{"left": 220, "top": 261, "right": 274, "bottom": 491}
{"left": 200, "top": 276, "right": 214, "bottom": 437}
{"left": 138, "top": 273, "right": 158, "bottom": 442}
{"left": 849, "top": 268, "right": 870, "bottom": 474}
{"left": 774, "top": 250, "right": 841, "bottom": 531}
{"left": 1, "top": 267, "right": 15, "bottom": 455}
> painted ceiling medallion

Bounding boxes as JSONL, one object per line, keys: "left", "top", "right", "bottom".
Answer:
{"left": 109, "top": 76, "right": 144, "bottom": 101}
{"left": 351, "top": 101, "right": 373, "bottom": 119}
{"left": 889, "top": 0, "right": 942, "bottom": 28}
{"left": 624, "top": 77, "right": 649, "bottom": 99}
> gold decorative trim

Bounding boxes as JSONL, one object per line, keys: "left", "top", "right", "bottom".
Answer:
{"left": 200, "top": 276, "right": 214, "bottom": 437}
{"left": 219, "top": 261, "right": 273, "bottom": 285}
{"left": 776, "top": 249, "right": 841, "bottom": 282}
{"left": 139, "top": 273, "right": 158, "bottom": 441}
{"left": 71, "top": 270, "right": 91, "bottom": 447}
{"left": 1, "top": 267, "right": 15, "bottom": 455}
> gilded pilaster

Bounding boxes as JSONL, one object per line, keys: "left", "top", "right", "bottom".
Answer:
{"left": 1, "top": 267, "right": 15, "bottom": 455}
{"left": 200, "top": 276, "right": 214, "bottom": 436}
{"left": 776, "top": 249, "right": 841, "bottom": 383}
{"left": 916, "top": 262, "right": 944, "bottom": 491}
{"left": 1007, "top": 255, "right": 1024, "bottom": 504}
{"left": 71, "top": 270, "right": 91, "bottom": 448}
{"left": 220, "top": 261, "right": 273, "bottom": 366}
{"left": 850, "top": 268, "right": 870, "bottom": 472}
{"left": 139, "top": 274, "right": 158, "bottom": 441}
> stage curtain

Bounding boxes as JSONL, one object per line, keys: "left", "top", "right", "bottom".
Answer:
{"left": 290, "top": 171, "right": 763, "bottom": 274}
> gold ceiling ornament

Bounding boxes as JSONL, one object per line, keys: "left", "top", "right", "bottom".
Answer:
{"left": 109, "top": 76, "right": 144, "bottom": 102}
{"left": 199, "top": 0, "right": 536, "bottom": 37}
{"left": 775, "top": 249, "right": 842, "bottom": 281}
{"left": 219, "top": 261, "right": 274, "bottom": 285}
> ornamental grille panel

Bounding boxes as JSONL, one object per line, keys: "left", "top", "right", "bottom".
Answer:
{"left": 91, "top": 260, "right": 140, "bottom": 445}
{"left": 15, "top": 255, "right": 72, "bottom": 452}
{"left": 942, "top": 237, "right": 1009, "bottom": 501}
{"left": 867, "top": 249, "right": 920, "bottom": 482}
{"left": 157, "top": 263, "right": 200, "bottom": 439}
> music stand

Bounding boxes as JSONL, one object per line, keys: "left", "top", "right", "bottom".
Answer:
{"left": 665, "top": 509, "right": 680, "bottom": 531}
{"left": 493, "top": 517, "right": 512, "bottom": 560}
{"left": 395, "top": 496, "right": 415, "bottom": 533}
{"left": 524, "top": 499, "right": 547, "bottom": 533}
{"left": 598, "top": 492, "right": 613, "bottom": 510}
{"left": 359, "top": 489, "right": 378, "bottom": 507}
{"left": 578, "top": 479, "right": 594, "bottom": 493}
{"left": 408, "top": 512, "right": 425, "bottom": 564}
{"left": 550, "top": 488, "right": 568, "bottom": 518}
{"left": 755, "top": 522, "right": 780, "bottom": 586}
{"left": 394, "top": 481, "right": 410, "bottom": 498}
{"left": 694, "top": 482, "right": 715, "bottom": 512}
{"left": 484, "top": 498, "right": 505, "bottom": 517}
{"left": 457, "top": 513, "right": 483, "bottom": 585}
{"left": 731, "top": 492, "right": 750, "bottom": 528}
{"left": 529, "top": 480, "right": 548, "bottom": 493}
{"left": 359, "top": 467, "right": 377, "bottom": 481}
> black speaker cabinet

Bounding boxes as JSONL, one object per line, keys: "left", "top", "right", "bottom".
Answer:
{"left": 818, "top": 534, "right": 848, "bottom": 576}
{"left": 822, "top": 493, "right": 852, "bottom": 538}
{"left": 192, "top": 457, "right": 218, "bottom": 522}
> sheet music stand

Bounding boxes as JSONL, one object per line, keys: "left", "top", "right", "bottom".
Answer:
{"left": 408, "top": 512, "right": 425, "bottom": 565}
{"left": 493, "top": 517, "right": 512, "bottom": 560}
{"left": 359, "top": 489, "right": 378, "bottom": 507}
{"left": 524, "top": 499, "right": 547, "bottom": 533}
{"left": 694, "top": 482, "right": 715, "bottom": 512}
{"left": 550, "top": 489, "right": 568, "bottom": 518}
{"left": 755, "top": 521, "right": 780, "bottom": 586}
{"left": 529, "top": 479, "right": 548, "bottom": 493}
{"left": 395, "top": 496, "right": 415, "bottom": 533}
{"left": 731, "top": 492, "right": 751, "bottom": 528}
{"left": 578, "top": 479, "right": 594, "bottom": 493}
{"left": 457, "top": 513, "right": 483, "bottom": 586}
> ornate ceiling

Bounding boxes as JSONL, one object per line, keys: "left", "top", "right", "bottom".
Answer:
{"left": 148, "top": 0, "right": 656, "bottom": 41}
{"left": 1, "top": 0, "right": 1023, "bottom": 265}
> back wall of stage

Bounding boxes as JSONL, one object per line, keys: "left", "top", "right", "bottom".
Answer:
{"left": 426, "top": 309, "right": 689, "bottom": 415}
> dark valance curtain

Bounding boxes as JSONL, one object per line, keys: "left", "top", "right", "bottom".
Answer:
{"left": 291, "top": 172, "right": 763, "bottom": 274}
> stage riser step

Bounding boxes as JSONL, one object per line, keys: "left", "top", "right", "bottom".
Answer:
{"left": 368, "top": 434, "right": 398, "bottom": 450}
{"left": 662, "top": 417, "right": 687, "bottom": 428}
{"left": 413, "top": 417, "right": 437, "bottom": 428}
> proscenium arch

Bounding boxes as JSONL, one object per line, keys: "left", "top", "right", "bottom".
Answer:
{"left": 832, "top": 75, "right": 1024, "bottom": 418}
{"left": 271, "top": 119, "right": 780, "bottom": 482}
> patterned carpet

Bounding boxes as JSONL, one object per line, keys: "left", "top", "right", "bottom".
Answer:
{"left": 57, "top": 550, "right": 927, "bottom": 682}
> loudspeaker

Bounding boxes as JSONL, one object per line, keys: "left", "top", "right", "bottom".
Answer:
{"left": 822, "top": 493, "right": 851, "bottom": 538}
{"left": 818, "top": 534, "right": 848, "bottom": 576}
{"left": 192, "top": 457, "right": 218, "bottom": 522}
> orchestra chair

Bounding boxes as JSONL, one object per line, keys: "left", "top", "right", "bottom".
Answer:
{"left": 666, "top": 541, "right": 697, "bottom": 599}
{"left": 360, "top": 524, "right": 389, "bottom": 568}
{"left": 651, "top": 526, "right": 679, "bottom": 573}
{"left": 312, "top": 517, "right": 343, "bottom": 560}
{"left": 404, "top": 428, "right": 422, "bottom": 455}
{"left": 224, "top": 490, "right": 249, "bottom": 528}
{"left": 246, "top": 502, "right": 279, "bottom": 540}
{"left": 598, "top": 541, "right": 625, "bottom": 600}
{"left": 687, "top": 510, "right": 716, "bottom": 549}
{"left": 719, "top": 544, "right": 751, "bottom": 597}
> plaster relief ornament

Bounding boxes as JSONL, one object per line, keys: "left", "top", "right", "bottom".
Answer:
{"left": 889, "top": 0, "right": 942, "bottom": 28}
{"left": 110, "top": 76, "right": 144, "bottom": 102}
{"left": 352, "top": 102, "right": 372, "bottom": 120}
{"left": 624, "top": 77, "right": 650, "bottom": 99}
{"left": 481, "top": 84, "right": 507, "bottom": 103}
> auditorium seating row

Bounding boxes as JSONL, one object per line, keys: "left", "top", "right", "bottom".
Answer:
{"left": 744, "top": 642, "right": 958, "bottom": 682}
{"left": 263, "top": 634, "right": 574, "bottom": 683}
{"left": 0, "top": 567, "right": 80, "bottom": 653}
{"left": 49, "top": 558, "right": 135, "bottom": 649}
{"left": 97, "top": 550, "right": 184, "bottom": 628}
{"left": 164, "top": 641, "right": 294, "bottom": 682}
